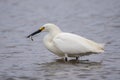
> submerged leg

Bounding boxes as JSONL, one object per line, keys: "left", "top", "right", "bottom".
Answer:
{"left": 64, "top": 54, "right": 68, "bottom": 62}
{"left": 76, "top": 56, "right": 79, "bottom": 61}
{"left": 65, "top": 57, "right": 68, "bottom": 62}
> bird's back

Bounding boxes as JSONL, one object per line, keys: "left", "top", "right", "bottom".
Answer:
{"left": 53, "top": 33, "right": 104, "bottom": 54}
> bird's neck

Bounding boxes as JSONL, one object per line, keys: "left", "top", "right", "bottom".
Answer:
{"left": 47, "top": 27, "right": 62, "bottom": 37}
{"left": 43, "top": 30, "right": 61, "bottom": 49}
{"left": 44, "top": 29, "right": 61, "bottom": 42}
{"left": 50, "top": 30, "right": 61, "bottom": 37}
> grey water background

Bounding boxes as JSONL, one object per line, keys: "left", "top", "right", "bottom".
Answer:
{"left": 0, "top": 0, "right": 120, "bottom": 80}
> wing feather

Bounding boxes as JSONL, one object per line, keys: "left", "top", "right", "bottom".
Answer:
{"left": 53, "top": 33, "right": 104, "bottom": 54}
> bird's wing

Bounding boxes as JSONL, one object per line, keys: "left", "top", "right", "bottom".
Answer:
{"left": 53, "top": 33, "right": 104, "bottom": 54}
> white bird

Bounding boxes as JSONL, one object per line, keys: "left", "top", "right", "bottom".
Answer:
{"left": 27, "top": 23, "right": 104, "bottom": 61}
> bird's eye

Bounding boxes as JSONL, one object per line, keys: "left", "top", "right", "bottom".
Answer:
{"left": 40, "top": 27, "right": 45, "bottom": 31}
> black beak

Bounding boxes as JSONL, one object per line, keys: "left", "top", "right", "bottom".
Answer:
{"left": 27, "top": 29, "right": 41, "bottom": 38}
{"left": 27, "top": 27, "right": 45, "bottom": 41}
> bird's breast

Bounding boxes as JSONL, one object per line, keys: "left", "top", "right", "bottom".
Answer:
{"left": 43, "top": 35, "right": 64, "bottom": 57}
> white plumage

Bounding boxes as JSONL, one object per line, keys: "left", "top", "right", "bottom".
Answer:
{"left": 53, "top": 33, "right": 104, "bottom": 54}
{"left": 27, "top": 23, "right": 104, "bottom": 61}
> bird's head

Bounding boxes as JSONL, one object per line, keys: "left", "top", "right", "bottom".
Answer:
{"left": 27, "top": 23, "right": 61, "bottom": 41}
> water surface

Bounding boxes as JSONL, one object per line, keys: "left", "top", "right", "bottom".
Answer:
{"left": 0, "top": 0, "right": 120, "bottom": 80}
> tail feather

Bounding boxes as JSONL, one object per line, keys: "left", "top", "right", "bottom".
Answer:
{"left": 94, "top": 43, "right": 105, "bottom": 53}
{"left": 99, "top": 43, "right": 105, "bottom": 50}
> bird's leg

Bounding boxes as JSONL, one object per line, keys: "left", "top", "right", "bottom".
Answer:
{"left": 65, "top": 57, "right": 68, "bottom": 62}
{"left": 64, "top": 54, "right": 68, "bottom": 62}
{"left": 76, "top": 56, "right": 79, "bottom": 61}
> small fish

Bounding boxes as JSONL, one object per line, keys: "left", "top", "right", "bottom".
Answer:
{"left": 30, "top": 36, "right": 34, "bottom": 41}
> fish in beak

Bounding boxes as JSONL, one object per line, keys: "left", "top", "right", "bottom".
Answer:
{"left": 27, "top": 27, "right": 45, "bottom": 41}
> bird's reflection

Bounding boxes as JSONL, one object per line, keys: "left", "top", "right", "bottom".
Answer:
{"left": 33, "top": 59, "right": 102, "bottom": 78}
{"left": 44, "top": 58, "right": 102, "bottom": 64}
{"left": 35, "top": 59, "right": 102, "bottom": 71}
